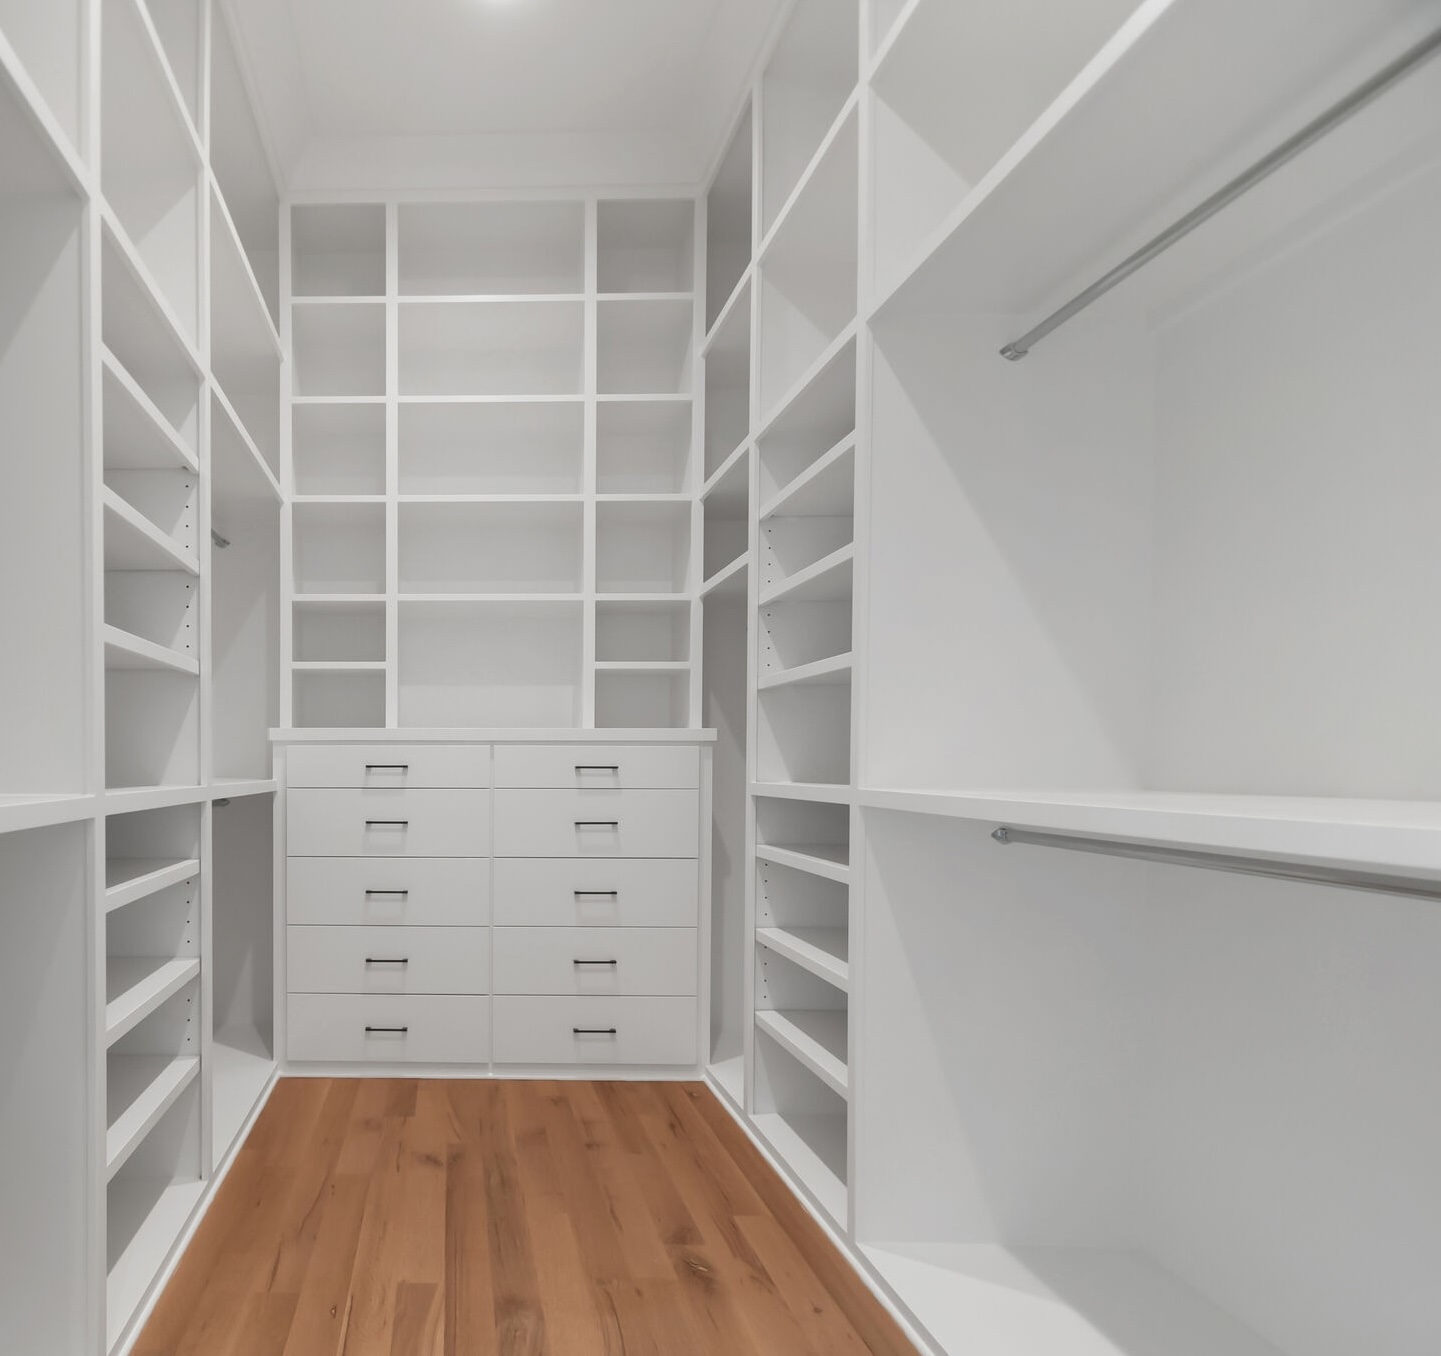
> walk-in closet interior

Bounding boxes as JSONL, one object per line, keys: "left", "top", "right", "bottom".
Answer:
{"left": 1, "top": 0, "right": 1438, "bottom": 1352}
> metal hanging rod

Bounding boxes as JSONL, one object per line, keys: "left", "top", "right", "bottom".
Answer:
{"left": 991, "top": 825, "right": 1441, "bottom": 900}
{"left": 999, "top": 26, "right": 1441, "bottom": 361}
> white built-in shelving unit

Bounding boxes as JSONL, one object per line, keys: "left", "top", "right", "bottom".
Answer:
{"left": 283, "top": 193, "right": 703, "bottom": 732}
{"left": 699, "top": 3, "right": 1441, "bottom": 1356}
{"left": 0, "top": 3, "right": 282, "bottom": 1351}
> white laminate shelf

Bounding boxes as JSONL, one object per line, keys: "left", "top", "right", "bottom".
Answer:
{"left": 105, "top": 957, "right": 200, "bottom": 1045}
{"left": 102, "top": 489, "right": 198, "bottom": 575}
{"left": 104, "top": 857, "right": 200, "bottom": 912}
{"left": 0, "top": 793, "right": 97, "bottom": 836}
{"left": 758, "top": 653, "right": 852, "bottom": 690}
{"left": 103, "top": 625, "right": 199, "bottom": 676}
{"left": 100, "top": 348, "right": 197, "bottom": 473}
{"left": 209, "top": 178, "right": 282, "bottom": 361}
{"left": 760, "top": 433, "right": 856, "bottom": 521}
{"left": 755, "top": 842, "right": 851, "bottom": 883}
{"left": 751, "top": 1110, "right": 847, "bottom": 1227}
{"left": 751, "top": 781, "right": 854, "bottom": 806}
{"left": 756, "top": 1008, "right": 848, "bottom": 1097}
{"left": 858, "top": 788, "right": 1441, "bottom": 881}
{"left": 212, "top": 381, "right": 282, "bottom": 505}
{"left": 211, "top": 778, "right": 278, "bottom": 799}
{"left": 757, "top": 926, "right": 849, "bottom": 991}
{"left": 107, "top": 1177, "right": 206, "bottom": 1351}
{"left": 759, "top": 544, "right": 854, "bottom": 605}
{"left": 105, "top": 1054, "right": 199, "bottom": 1180}
{"left": 701, "top": 554, "right": 748, "bottom": 599}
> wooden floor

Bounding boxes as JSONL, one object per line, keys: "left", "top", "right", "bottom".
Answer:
{"left": 136, "top": 1079, "right": 919, "bottom": 1355}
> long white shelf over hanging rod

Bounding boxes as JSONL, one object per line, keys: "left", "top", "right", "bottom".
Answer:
{"left": 991, "top": 825, "right": 1441, "bottom": 899}
{"left": 999, "top": 25, "right": 1441, "bottom": 361}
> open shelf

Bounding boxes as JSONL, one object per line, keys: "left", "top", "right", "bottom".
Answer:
{"left": 597, "top": 296, "right": 694, "bottom": 396}
{"left": 757, "top": 852, "right": 850, "bottom": 990}
{"left": 757, "top": 683, "right": 851, "bottom": 787}
{"left": 398, "top": 599, "right": 582, "bottom": 727}
{"left": 761, "top": 432, "right": 855, "bottom": 521}
{"left": 106, "top": 1053, "right": 198, "bottom": 1180}
{"left": 0, "top": 0, "right": 83, "bottom": 147}
{"left": 756, "top": 331, "right": 855, "bottom": 502}
{"left": 101, "top": 0, "right": 200, "bottom": 342}
{"left": 758, "top": 542, "right": 853, "bottom": 606}
{"left": 293, "top": 668, "right": 385, "bottom": 729}
{"left": 105, "top": 858, "right": 199, "bottom": 914}
{"left": 398, "top": 200, "right": 584, "bottom": 295}
{"left": 703, "top": 446, "right": 749, "bottom": 582}
{"left": 294, "top": 402, "right": 387, "bottom": 496}
{"left": 707, "top": 106, "right": 753, "bottom": 330}
{"left": 596, "top": 599, "right": 690, "bottom": 664}
{"left": 101, "top": 349, "right": 197, "bottom": 474}
{"left": 210, "top": 10, "right": 279, "bottom": 320}
{"left": 597, "top": 399, "right": 693, "bottom": 494}
{"left": 400, "top": 399, "right": 584, "bottom": 494}
{"left": 756, "top": 796, "right": 850, "bottom": 884}
{"left": 399, "top": 299, "right": 583, "bottom": 396}
{"left": 293, "top": 302, "right": 385, "bottom": 398}
{"left": 759, "top": 109, "right": 858, "bottom": 421}
{"left": 398, "top": 500, "right": 582, "bottom": 594}
{"left": 104, "top": 957, "right": 199, "bottom": 1045}
{"left": 292, "top": 203, "right": 386, "bottom": 298}
{"left": 0, "top": 81, "right": 87, "bottom": 798}
{"left": 701, "top": 553, "right": 748, "bottom": 601}
{"left": 595, "top": 668, "right": 689, "bottom": 729}
{"left": 294, "top": 597, "right": 385, "bottom": 664}
{"left": 598, "top": 199, "right": 694, "bottom": 293}
{"left": 755, "top": 1007, "right": 848, "bottom": 1098}
{"left": 704, "top": 275, "right": 751, "bottom": 480}
{"left": 596, "top": 500, "right": 691, "bottom": 595}
{"left": 760, "top": 0, "right": 858, "bottom": 234}
{"left": 211, "top": 1026, "right": 274, "bottom": 1164}
{"left": 292, "top": 501, "right": 385, "bottom": 594}
{"left": 758, "top": 653, "right": 852, "bottom": 691}
{"left": 102, "top": 488, "right": 197, "bottom": 576}
{"left": 103, "top": 624, "right": 197, "bottom": 676}
{"left": 869, "top": 0, "right": 1137, "bottom": 297}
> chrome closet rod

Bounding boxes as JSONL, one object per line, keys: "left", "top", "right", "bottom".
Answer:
{"left": 990, "top": 825, "right": 1441, "bottom": 900}
{"left": 999, "top": 25, "right": 1441, "bottom": 361}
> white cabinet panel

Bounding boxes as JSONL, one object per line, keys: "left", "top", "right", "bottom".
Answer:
{"left": 493, "top": 744, "right": 699, "bottom": 788}
{"left": 287, "top": 858, "right": 490, "bottom": 926}
{"left": 492, "top": 996, "right": 698, "bottom": 1065}
{"left": 287, "top": 788, "right": 490, "bottom": 857}
{"left": 492, "top": 789, "right": 699, "bottom": 857}
{"left": 287, "top": 743, "right": 491, "bottom": 788}
{"left": 493, "top": 858, "right": 699, "bottom": 926}
{"left": 287, "top": 994, "right": 491, "bottom": 1063}
{"left": 288, "top": 926, "right": 490, "bottom": 995}
{"left": 493, "top": 927, "right": 696, "bottom": 996}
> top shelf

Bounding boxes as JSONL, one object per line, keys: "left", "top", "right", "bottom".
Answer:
{"left": 873, "top": 0, "right": 1441, "bottom": 321}
{"left": 859, "top": 787, "right": 1441, "bottom": 879}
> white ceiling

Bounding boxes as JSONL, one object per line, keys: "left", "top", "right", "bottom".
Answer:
{"left": 226, "top": 0, "right": 784, "bottom": 191}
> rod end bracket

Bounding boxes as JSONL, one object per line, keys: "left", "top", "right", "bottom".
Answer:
{"left": 992, "top": 826, "right": 1011, "bottom": 844}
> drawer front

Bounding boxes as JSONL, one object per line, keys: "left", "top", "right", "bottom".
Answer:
{"left": 493, "top": 858, "right": 698, "bottom": 927}
{"left": 493, "top": 744, "right": 699, "bottom": 789}
{"left": 287, "top": 744, "right": 490, "bottom": 789}
{"left": 288, "top": 858, "right": 490, "bottom": 927}
{"left": 287, "top": 994, "right": 490, "bottom": 1064}
{"left": 492, "top": 996, "right": 698, "bottom": 1066}
{"left": 493, "top": 928, "right": 696, "bottom": 996}
{"left": 288, "top": 788, "right": 490, "bottom": 857}
{"left": 493, "top": 789, "right": 698, "bottom": 858}
{"left": 288, "top": 926, "right": 490, "bottom": 995}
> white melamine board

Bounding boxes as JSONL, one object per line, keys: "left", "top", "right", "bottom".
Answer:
{"left": 597, "top": 199, "right": 694, "bottom": 294}
{"left": 286, "top": 742, "right": 491, "bottom": 788}
{"left": 398, "top": 600, "right": 583, "bottom": 728}
{"left": 760, "top": 515, "right": 853, "bottom": 596}
{"left": 596, "top": 600, "right": 690, "bottom": 663}
{"left": 105, "top": 570, "right": 198, "bottom": 656}
{"left": 288, "top": 857, "right": 490, "bottom": 928}
{"left": 756, "top": 925, "right": 848, "bottom": 990}
{"left": 210, "top": 11, "right": 280, "bottom": 320}
{"left": 105, "top": 958, "right": 200, "bottom": 1044}
{"left": 0, "top": 825, "right": 91, "bottom": 1355}
{"left": 492, "top": 788, "right": 699, "bottom": 859}
{"left": 759, "top": 0, "right": 858, "bottom": 233}
{"left": 105, "top": 669, "right": 201, "bottom": 791}
{"left": 596, "top": 500, "right": 692, "bottom": 594}
{"left": 755, "top": 1008, "right": 848, "bottom": 1097}
{"left": 755, "top": 796, "right": 849, "bottom": 878}
{"left": 399, "top": 400, "right": 584, "bottom": 494}
{"left": 761, "top": 433, "right": 854, "bottom": 520}
{"left": 594, "top": 669, "right": 690, "bottom": 730}
{"left": 294, "top": 402, "right": 387, "bottom": 495}
{"left": 292, "top": 204, "right": 386, "bottom": 297}
{"left": 210, "top": 1027, "right": 274, "bottom": 1166}
{"left": 397, "top": 200, "right": 585, "bottom": 295}
{"left": 397, "top": 501, "right": 582, "bottom": 594}
{"left": 212, "top": 388, "right": 282, "bottom": 510}
{"left": 0, "top": 92, "right": 87, "bottom": 794}
{"left": 751, "top": 1108, "right": 848, "bottom": 1226}
{"left": 288, "top": 925, "right": 490, "bottom": 996}
{"left": 143, "top": 0, "right": 201, "bottom": 134}
{"left": 0, "top": 0, "right": 83, "bottom": 146}
{"left": 858, "top": 807, "right": 1441, "bottom": 1356}
{"left": 707, "top": 106, "right": 753, "bottom": 329}
{"left": 287, "top": 993, "right": 492, "bottom": 1064}
{"left": 704, "top": 280, "right": 751, "bottom": 478}
{"left": 492, "top": 927, "right": 696, "bottom": 998}
{"left": 287, "top": 787, "right": 491, "bottom": 858}
{"left": 492, "top": 744, "right": 698, "bottom": 789}
{"left": 756, "top": 684, "right": 851, "bottom": 786}
{"left": 294, "top": 598, "right": 386, "bottom": 663}
{"left": 105, "top": 1052, "right": 199, "bottom": 1179}
{"left": 293, "top": 669, "right": 386, "bottom": 729}
{"left": 492, "top": 857, "right": 698, "bottom": 928}
{"left": 756, "top": 333, "right": 855, "bottom": 501}
{"left": 597, "top": 399, "right": 693, "bottom": 493}
{"left": 399, "top": 300, "right": 584, "bottom": 397}
{"left": 293, "top": 303, "right": 386, "bottom": 397}
{"left": 292, "top": 501, "right": 385, "bottom": 593}
{"left": 102, "top": 350, "right": 197, "bottom": 473}
{"left": 597, "top": 297, "right": 695, "bottom": 395}
{"left": 103, "top": 624, "right": 198, "bottom": 675}
{"left": 100, "top": 0, "right": 200, "bottom": 341}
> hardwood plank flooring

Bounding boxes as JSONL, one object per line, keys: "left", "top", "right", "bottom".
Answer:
{"left": 135, "top": 1080, "right": 919, "bottom": 1356}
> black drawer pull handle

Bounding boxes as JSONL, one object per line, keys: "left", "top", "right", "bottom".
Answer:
{"left": 574, "top": 890, "right": 620, "bottom": 898}
{"left": 573, "top": 1027, "right": 618, "bottom": 1035}
{"left": 365, "top": 957, "right": 410, "bottom": 966}
{"left": 574, "top": 820, "right": 620, "bottom": 828}
{"left": 364, "top": 1025, "right": 409, "bottom": 1034}
{"left": 365, "top": 820, "right": 409, "bottom": 827}
{"left": 574, "top": 764, "right": 620, "bottom": 772}
{"left": 365, "top": 763, "right": 410, "bottom": 771}
{"left": 365, "top": 888, "right": 410, "bottom": 897}
{"left": 573, "top": 958, "right": 619, "bottom": 966}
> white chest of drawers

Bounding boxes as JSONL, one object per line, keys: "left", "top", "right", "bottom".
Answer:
{"left": 278, "top": 737, "right": 709, "bottom": 1072}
